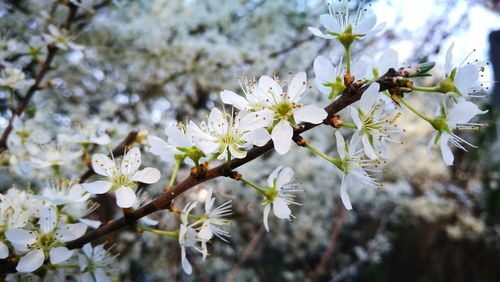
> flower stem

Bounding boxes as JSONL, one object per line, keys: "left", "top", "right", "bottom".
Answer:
{"left": 226, "top": 147, "right": 232, "bottom": 169}
{"left": 399, "top": 98, "right": 433, "bottom": 124}
{"left": 305, "top": 143, "right": 341, "bottom": 167}
{"left": 239, "top": 177, "right": 266, "bottom": 194}
{"left": 137, "top": 225, "right": 179, "bottom": 238}
{"left": 340, "top": 122, "right": 357, "bottom": 129}
{"left": 344, "top": 46, "right": 351, "bottom": 74}
{"left": 411, "top": 85, "right": 440, "bottom": 92}
{"left": 165, "top": 157, "right": 182, "bottom": 192}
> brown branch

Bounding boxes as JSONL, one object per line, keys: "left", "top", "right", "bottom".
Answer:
{"left": 79, "top": 131, "right": 139, "bottom": 183}
{"left": 0, "top": 3, "right": 79, "bottom": 152}
{"left": 309, "top": 208, "right": 347, "bottom": 281}
{"left": 0, "top": 70, "right": 399, "bottom": 273}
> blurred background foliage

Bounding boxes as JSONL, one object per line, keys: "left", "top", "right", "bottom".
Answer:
{"left": 1, "top": 0, "right": 500, "bottom": 281}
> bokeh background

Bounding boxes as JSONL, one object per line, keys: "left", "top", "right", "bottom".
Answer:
{"left": 1, "top": 0, "right": 500, "bottom": 281}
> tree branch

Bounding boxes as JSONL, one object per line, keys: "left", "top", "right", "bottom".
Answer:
{"left": 0, "top": 3, "right": 79, "bottom": 152}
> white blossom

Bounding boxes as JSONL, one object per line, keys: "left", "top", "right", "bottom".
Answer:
{"left": 428, "top": 100, "right": 487, "bottom": 166}
{"left": 5, "top": 206, "right": 87, "bottom": 273}
{"left": 0, "top": 67, "right": 34, "bottom": 90}
{"left": 78, "top": 243, "right": 114, "bottom": 282}
{"left": 262, "top": 166, "right": 302, "bottom": 232}
{"left": 81, "top": 147, "right": 161, "bottom": 208}
{"left": 197, "top": 188, "right": 232, "bottom": 242}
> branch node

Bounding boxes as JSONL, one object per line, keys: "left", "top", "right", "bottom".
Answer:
{"left": 293, "top": 135, "right": 309, "bottom": 147}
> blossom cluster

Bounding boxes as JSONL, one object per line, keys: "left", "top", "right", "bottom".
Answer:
{"left": 0, "top": 0, "right": 491, "bottom": 279}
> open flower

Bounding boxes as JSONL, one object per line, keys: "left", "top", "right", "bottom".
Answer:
{"left": 81, "top": 147, "right": 161, "bottom": 208}
{"left": 148, "top": 123, "right": 202, "bottom": 165}
{"left": 350, "top": 83, "right": 402, "bottom": 159}
{"left": 333, "top": 131, "right": 382, "bottom": 210}
{"left": 309, "top": 0, "right": 383, "bottom": 40}
{"left": 439, "top": 43, "right": 488, "bottom": 98}
{"left": 261, "top": 166, "right": 302, "bottom": 231}
{"left": 8, "top": 117, "right": 51, "bottom": 155}
{"left": 225, "top": 72, "right": 327, "bottom": 154}
{"left": 178, "top": 202, "right": 203, "bottom": 275}
{"left": 188, "top": 108, "right": 264, "bottom": 160}
{"left": 428, "top": 100, "right": 487, "bottom": 166}
{"left": 6, "top": 206, "right": 87, "bottom": 273}
{"left": 197, "top": 188, "right": 232, "bottom": 242}
{"left": 0, "top": 67, "right": 34, "bottom": 90}
{"left": 42, "top": 24, "right": 83, "bottom": 51}
{"left": 314, "top": 55, "right": 345, "bottom": 100}
{"left": 78, "top": 243, "right": 115, "bottom": 282}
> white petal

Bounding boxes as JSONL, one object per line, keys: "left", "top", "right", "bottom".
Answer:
{"left": 49, "top": 247, "right": 73, "bottom": 264}
{"left": 208, "top": 108, "right": 228, "bottom": 135}
{"left": 205, "top": 188, "right": 214, "bottom": 212}
{"left": 198, "top": 222, "right": 213, "bottom": 241}
{"left": 349, "top": 131, "right": 361, "bottom": 154}
{"left": 377, "top": 49, "right": 399, "bottom": 77}
{"left": 5, "top": 229, "right": 37, "bottom": 246}
{"left": 276, "top": 167, "right": 294, "bottom": 189}
{"left": 439, "top": 135, "right": 454, "bottom": 166}
{"left": 320, "top": 13, "right": 342, "bottom": 33}
{"left": 288, "top": 72, "right": 307, "bottom": 102}
{"left": 239, "top": 109, "right": 274, "bottom": 131}
{"left": 308, "top": 27, "right": 335, "bottom": 39}
{"left": 79, "top": 218, "right": 101, "bottom": 229}
{"left": 335, "top": 131, "right": 346, "bottom": 159}
{"left": 273, "top": 198, "right": 292, "bottom": 219}
{"left": 362, "top": 135, "right": 377, "bottom": 160}
{"left": 57, "top": 223, "right": 87, "bottom": 242}
{"left": 228, "top": 144, "right": 247, "bottom": 159}
{"left": 90, "top": 135, "right": 111, "bottom": 145}
{"left": 220, "top": 90, "right": 248, "bottom": 110}
{"left": 148, "top": 135, "right": 175, "bottom": 163}
{"left": 340, "top": 176, "right": 352, "bottom": 210}
{"left": 95, "top": 268, "right": 112, "bottom": 282}
{"left": 181, "top": 247, "right": 192, "bottom": 275}
{"left": 131, "top": 167, "right": 161, "bottom": 184}
{"left": 247, "top": 127, "right": 271, "bottom": 147}
{"left": 0, "top": 242, "right": 9, "bottom": 259}
{"left": 263, "top": 204, "right": 271, "bottom": 232}
{"left": 16, "top": 249, "right": 45, "bottom": 273}
{"left": 165, "top": 125, "right": 191, "bottom": 148}
{"left": 445, "top": 43, "right": 455, "bottom": 74}
{"left": 293, "top": 105, "right": 327, "bottom": 124}
{"left": 91, "top": 154, "right": 115, "bottom": 177}
{"left": 350, "top": 107, "right": 363, "bottom": 129}
{"left": 121, "top": 147, "right": 141, "bottom": 175}
{"left": 353, "top": 12, "right": 377, "bottom": 34}
{"left": 360, "top": 83, "right": 380, "bottom": 114}
{"left": 258, "top": 75, "right": 282, "bottom": 100}
{"left": 139, "top": 216, "right": 159, "bottom": 226}
{"left": 446, "top": 100, "right": 487, "bottom": 128}
{"left": 115, "top": 186, "right": 137, "bottom": 208}
{"left": 271, "top": 120, "right": 293, "bottom": 155}
{"left": 268, "top": 166, "right": 284, "bottom": 187}
{"left": 40, "top": 206, "right": 57, "bottom": 234}
{"left": 82, "top": 181, "right": 112, "bottom": 194}
{"left": 314, "top": 55, "right": 335, "bottom": 83}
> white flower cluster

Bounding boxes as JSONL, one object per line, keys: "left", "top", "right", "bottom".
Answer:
{"left": 0, "top": 185, "right": 114, "bottom": 279}
{"left": 0, "top": 0, "right": 491, "bottom": 279}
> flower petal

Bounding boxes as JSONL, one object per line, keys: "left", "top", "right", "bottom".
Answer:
{"left": 273, "top": 198, "right": 291, "bottom": 220}
{"left": 82, "top": 181, "right": 112, "bottom": 194}
{"left": 131, "top": 167, "right": 161, "bottom": 184}
{"left": 115, "top": 186, "right": 137, "bottom": 208}
{"left": 181, "top": 247, "right": 192, "bottom": 275}
{"left": 91, "top": 154, "right": 115, "bottom": 177}
{"left": 16, "top": 249, "right": 45, "bottom": 273}
{"left": 258, "top": 75, "right": 282, "bottom": 100}
{"left": 445, "top": 43, "right": 454, "bottom": 74}
{"left": 293, "top": 105, "right": 327, "bottom": 124}
{"left": 271, "top": 120, "right": 293, "bottom": 155}
{"left": 288, "top": 72, "right": 307, "bottom": 102}
{"left": 276, "top": 167, "right": 294, "bottom": 189}
{"left": 360, "top": 83, "right": 380, "bottom": 114}
{"left": 220, "top": 90, "right": 249, "bottom": 110}
{"left": 5, "top": 229, "right": 37, "bottom": 247}
{"left": 353, "top": 12, "right": 377, "bottom": 34}
{"left": 320, "top": 13, "right": 342, "bottom": 33}
{"left": 335, "top": 131, "right": 346, "bottom": 159}
{"left": 121, "top": 147, "right": 141, "bottom": 175}
{"left": 50, "top": 247, "right": 74, "bottom": 264}
{"left": 40, "top": 206, "right": 57, "bottom": 234}
{"left": 165, "top": 125, "right": 191, "bottom": 148}
{"left": 263, "top": 204, "right": 271, "bottom": 232}
{"left": 439, "top": 134, "right": 454, "bottom": 166}
{"left": 148, "top": 135, "right": 176, "bottom": 163}
{"left": 314, "top": 55, "right": 335, "bottom": 83}
{"left": 239, "top": 109, "right": 274, "bottom": 131}
{"left": 308, "top": 27, "right": 335, "bottom": 39}
{"left": 340, "top": 175, "right": 353, "bottom": 210}
{"left": 362, "top": 135, "right": 377, "bottom": 160}
{"left": 0, "top": 242, "right": 9, "bottom": 259}
{"left": 57, "top": 223, "right": 87, "bottom": 242}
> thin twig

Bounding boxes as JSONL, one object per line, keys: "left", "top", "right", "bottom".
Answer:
{"left": 0, "top": 3, "right": 79, "bottom": 152}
